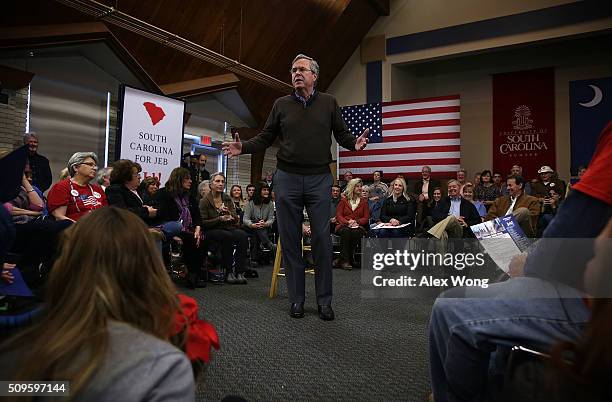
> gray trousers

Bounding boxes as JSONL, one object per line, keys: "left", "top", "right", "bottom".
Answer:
{"left": 274, "top": 169, "right": 333, "bottom": 305}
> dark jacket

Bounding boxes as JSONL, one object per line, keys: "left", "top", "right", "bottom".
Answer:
{"left": 106, "top": 184, "right": 151, "bottom": 222}
{"left": 413, "top": 178, "right": 441, "bottom": 201}
{"left": 380, "top": 195, "right": 417, "bottom": 224}
{"left": 432, "top": 196, "right": 481, "bottom": 237}
{"left": 154, "top": 188, "right": 201, "bottom": 229}
{"left": 199, "top": 192, "right": 240, "bottom": 230}
{"left": 27, "top": 152, "right": 52, "bottom": 192}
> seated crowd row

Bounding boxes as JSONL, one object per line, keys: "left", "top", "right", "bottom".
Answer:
{"left": 6, "top": 146, "right": 584, "bottom": 286}
{"left": 327, "top": 163, "right": 582, "bottom": 269}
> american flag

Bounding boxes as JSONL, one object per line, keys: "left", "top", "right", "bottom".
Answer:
{"left": 81, "top": 194, "right": 101, "bottom": 207}
{"left": 338, "top": 95, "right": 461, "bottom": 179}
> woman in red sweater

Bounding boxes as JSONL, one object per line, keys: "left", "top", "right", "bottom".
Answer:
{"left": 334, "top": 178, "right": 369, "bottom": 270}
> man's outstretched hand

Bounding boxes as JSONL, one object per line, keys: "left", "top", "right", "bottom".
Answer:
{"left": 355, "top": 128, "right": 369, "bottom": 151}
{"left": 222, "top": 133, "right": 243, "bottom": 158}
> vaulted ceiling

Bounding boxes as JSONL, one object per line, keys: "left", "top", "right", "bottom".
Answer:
{"left": 3, "top": 0, "right": 388, "bottom": 127}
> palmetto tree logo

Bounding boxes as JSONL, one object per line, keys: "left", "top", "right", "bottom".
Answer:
{"left": 512, "top": 105, "right": 533, "bottom": 130}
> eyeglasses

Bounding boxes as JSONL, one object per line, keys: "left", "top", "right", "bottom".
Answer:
{"left": 81, "top": 162, "right": 97, "bottom": 168}
{"left": 290, "top": 67, "right": 313, "bottom": 74}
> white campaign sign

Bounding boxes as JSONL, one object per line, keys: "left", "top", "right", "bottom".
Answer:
{"left": 119, "top": 86, "right": 184, "bottom": 185}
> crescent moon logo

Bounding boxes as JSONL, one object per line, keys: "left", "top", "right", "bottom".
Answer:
{"left": 579, "top": 85, "right": 603, "bottom": 108}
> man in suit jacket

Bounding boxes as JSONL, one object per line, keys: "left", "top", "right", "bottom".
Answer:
{"left": 414, "top": 165, "right": 441, "bottom": 230}
{"left": 429, "top": 179, "right": 480, "bottom": 239}
{"left": 486, "top": 175, "right": 540, "bottom": 237}
{"left": 414, "top": 165, "right": 441, "bottom": 201}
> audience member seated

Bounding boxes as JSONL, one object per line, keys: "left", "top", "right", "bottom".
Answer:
{"left": 22, "top": 163, "right": 47, "bottom": 215}
{"left": 106, "top": 160, "right": 157, "bottom": 223}
{"left": 200, "top": 172, "right": 249, "bottom": 285}
{"left": 414, "top": 165, "right": 440, "bottom": 229}
{"left": 474, "top": 169, "right": 499, "bottom": 209}
{"left": 155, "top": 167, "right": 205, "bottom": 288}
{"left": 0, "top": 207, "right": 196, "bottom": 401}
{"left": 462, "top": 183, "right": 486, "bottom": 220}
{"left": 198, "top": 180, "right": 210, "bottom": 200}
{"left": 330, "top": 184, "right": 341, "bottom": 232}
{"left": 362, "top": 185, "right": 382, "bottom": 226}
{"left": 376, "top": 177, "right": 416, "bottom": 238}
{"left": 502, "top": 218, "right": 612, "bottom": 402}
{"left": 334, "top": 178, "right": 369, "bottom": 270}
{"left": 492, "top": 171, "right": 503, "bottom": 193}
{"left": 427, "top": 121, "right": 612, "bottom": 402}
{"left": 243, "top": 182, "right": 276, "bottom": 268}
{"left": 538, "top": 187, "right": 561, "bottom": 236}
{"left": 473, "top": 171, "right": 481, "bottom": 187}
{"left": 423, "top": 187, "right": 443, "bottom": 231}
{"left": 95, "top": 166, "right": 112, "bottom": 191}
{"left": 429, "top": 180, "right": 480, "bottom": 240}
{"left": 369, "top": 170, "right": 389, "bottom": 201}
{"left": 139, "top": 176, "right": 160, "bottom": 205}
{"left": 47, "top": 152, "right": 107, "bottom": 222}
{"left": 485, "top": 175, "right": 540, "bottom": 237}
{"left": 340, "top": 170, "right": 353, "bottom": 193}
{"left": 501, "top": 165, "right": 532, "bottom": 196}
{"left": 531, "top": 165, "right": 566, "bottom": 201}
{"left": 245, "top": 183, "right": 256, "bottom": 201}
{"left": 5, "top": 165, "right": 71, "bottom": 281}
{"left": 230, "top": 185, "right": 246, "bottom": 225}
{"left": 456, "top": 168, "right": 467, "bottom": 195}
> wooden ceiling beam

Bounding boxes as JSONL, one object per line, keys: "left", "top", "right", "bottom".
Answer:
{"left": 367, "top": 0, "right": 390, "bottom": 16}
{"left": 160, "top": 73, "right": 240, "bottom": 97}
{"left": 0, "top": 65, "right": 35, "bottom": 89}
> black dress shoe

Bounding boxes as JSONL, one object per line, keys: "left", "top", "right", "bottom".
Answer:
{"left": 318, "top": 305, "right": 335, "bottom": 321}
{"left": 290, "top": 302, "right": 304, "bottom": 318}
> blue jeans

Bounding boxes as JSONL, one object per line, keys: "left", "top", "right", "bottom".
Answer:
{"left": 159, "top": 220, "right": 183, "bottom": 239}
{"left": 154, "top": 221, "right": 183, "bottom": 254}
{"left": 429, "top": 279, "right": 589, "bottom": 402}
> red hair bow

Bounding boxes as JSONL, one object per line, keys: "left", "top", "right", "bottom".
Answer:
{"left": 174, "top": 294, "right": 220, "bottom": 362}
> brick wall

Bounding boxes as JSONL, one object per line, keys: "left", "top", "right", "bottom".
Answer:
{"left": 0, "top": 86, "right": 28, "bottom": 153}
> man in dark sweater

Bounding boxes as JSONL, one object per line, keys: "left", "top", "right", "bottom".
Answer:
{"left": 222, "top": 54, "right": 369, "bottom": 321}
{"left": 24, "top": 132, "right": 52, "bottom": 192}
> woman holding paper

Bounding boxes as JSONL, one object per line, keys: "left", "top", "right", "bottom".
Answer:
{"left": 334, "top": 178, "right": 369, "bottom": 270}
{"left": 377, "top": 177, "right": 416, "bottom": 238}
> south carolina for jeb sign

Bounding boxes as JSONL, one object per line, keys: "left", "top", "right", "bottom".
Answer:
{"left": 117, "top": 86, "right": 185, "bottom": 185}
{"left": 492, "top": 68, "right": 556, "bottom": 180}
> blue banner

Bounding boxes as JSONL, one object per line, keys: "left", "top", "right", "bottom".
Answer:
{"left": 569, "top": 77, "right": 612, "bottom": 175}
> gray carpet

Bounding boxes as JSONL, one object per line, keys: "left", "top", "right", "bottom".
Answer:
{"left": 180, "top": 265, "right": 434, "bottom": 402}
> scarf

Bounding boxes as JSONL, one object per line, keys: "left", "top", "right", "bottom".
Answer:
{"left": 174, "top": 194, "right": 193, "bottom": 231}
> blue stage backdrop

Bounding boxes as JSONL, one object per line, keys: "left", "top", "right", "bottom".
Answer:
{"left": 569, "top": 77, "right": 612, "bottom": 176}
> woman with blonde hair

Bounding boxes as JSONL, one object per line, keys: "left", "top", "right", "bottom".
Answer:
{"left": 200, "top": 172, "right": 249, "bottom": 284}
{"left": 377, "top": 176, "right": 416, "bottom": 237}
{"left": 0, "top": 207, "right": 195, "bottom": 401}
{"left": 334, "top": 178, "right": 369, "bottom": 269}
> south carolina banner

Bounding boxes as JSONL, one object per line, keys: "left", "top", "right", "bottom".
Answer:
{"left": 492, "top": 68, "right": 556, "bottom": 180}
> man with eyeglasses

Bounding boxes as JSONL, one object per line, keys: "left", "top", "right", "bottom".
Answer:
{"left": 222, "top": 54, "right": 369, "bottom": 321}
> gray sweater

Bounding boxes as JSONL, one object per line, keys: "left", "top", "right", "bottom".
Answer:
{"left": 241, "top": 91, "right": 357, "bottom": 174}
{"left": 243, "top": 200, "right": 275, "bottom": 228}
{"left": 0, "top": 321, "right": 195, "bottom": 402}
